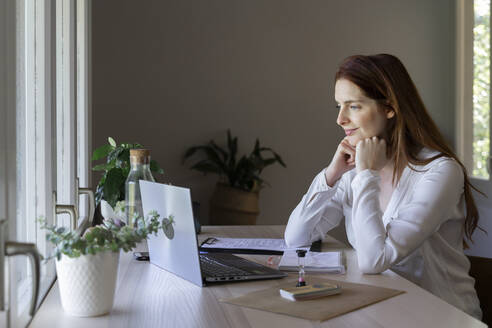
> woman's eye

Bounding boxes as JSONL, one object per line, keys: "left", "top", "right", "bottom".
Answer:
{"left": 350, "top": 105, "right": 360, "bottom": 110}
{"left": 335, "top": 104, "right": 341, "bottom": 110}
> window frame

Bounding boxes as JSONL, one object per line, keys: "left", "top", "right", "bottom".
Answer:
{"left": 1, "top": 0, "right": 92, "bottom": 326}
{"left": 0, "top": 0, "right": 17, "bottom": 325}
{"left": 11, "top": 0, "right": 57, "bottom": 324}
{"left": 76, "top": 0, "right": 92, "bottom": 222}
{"left": 456, "top": 0, "right": 492, "bottom": 179}
{"left": 456, "top": 0, "right": 476, "bottom": 172}
{"left": 457, "top": 0, "right": 492, "bottom": 258}
{"left": 55, "top": 0, "right": 77, "bottom": 228}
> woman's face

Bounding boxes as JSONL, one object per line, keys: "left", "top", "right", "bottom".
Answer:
{"left": 334, "top": 79, "right": 394, "bottom": 146}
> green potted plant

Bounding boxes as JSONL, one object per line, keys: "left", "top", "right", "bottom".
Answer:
{"left": 91, "top": 137, "right": 164, "bottom": 225}
{"left": 41, "top": 211, "right": 174, "bottom": 317}
{"left": 183, "top": 130, "right": 286, "bottom": 225}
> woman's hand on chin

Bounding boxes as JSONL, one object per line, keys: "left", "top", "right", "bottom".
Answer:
{"left": 325, "top": 137, "right": 357, "bottom": 186}
{"left": 355, "top": 136, "right": 387, "bottom": 173}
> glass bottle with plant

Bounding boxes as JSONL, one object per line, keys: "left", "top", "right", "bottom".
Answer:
{"left": 91, "top": 137, "right": 164, "bottom": 225}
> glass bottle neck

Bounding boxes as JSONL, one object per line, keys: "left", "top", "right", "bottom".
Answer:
{"left": 130, "top": 163, "right": 151, "bottom": 171}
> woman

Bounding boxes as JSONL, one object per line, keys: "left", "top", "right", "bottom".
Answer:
{"left": 285, "top": 54, "right": 482, "bottom": 319}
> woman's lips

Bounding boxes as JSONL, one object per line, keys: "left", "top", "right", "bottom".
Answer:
{"left": 344, "top": 128, "right": 358, "bottom": 136}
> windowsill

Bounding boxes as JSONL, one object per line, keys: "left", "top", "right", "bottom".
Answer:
{"left": 17, "top": 273, "right": 55, "bottom": 320}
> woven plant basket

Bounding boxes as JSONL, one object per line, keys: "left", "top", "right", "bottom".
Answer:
{"left": 209, "top": 183, "right": 259, "bottom": 225}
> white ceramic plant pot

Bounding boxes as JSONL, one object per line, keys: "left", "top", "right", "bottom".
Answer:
{"left": 55, "top": 250, "right": 120, "bottom": 317}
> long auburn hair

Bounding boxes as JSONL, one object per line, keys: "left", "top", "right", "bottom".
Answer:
{"left": 335, "top": 54, "right": 480, "bottom": 243}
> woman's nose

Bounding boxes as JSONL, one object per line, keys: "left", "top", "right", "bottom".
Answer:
{"left": 337, "top": 108, "right": 349, "bottom": 126}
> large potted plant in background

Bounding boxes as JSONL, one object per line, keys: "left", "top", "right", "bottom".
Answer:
{"left": 91, "top": 137, "right": 164, "bottom": 225}
{"left": 183, "top": 130, "right": 286, "bottom": 225}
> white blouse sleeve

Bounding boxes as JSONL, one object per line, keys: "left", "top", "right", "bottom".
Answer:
{"left": 284, "top": 168, "right": 346, "bottom": 247}
{"left": 351, "top": 159, "right": 464, "bottom": 274}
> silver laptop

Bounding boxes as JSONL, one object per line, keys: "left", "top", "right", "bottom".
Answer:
{"left": 139, "top": 181, "right": 287, "bottom": 287}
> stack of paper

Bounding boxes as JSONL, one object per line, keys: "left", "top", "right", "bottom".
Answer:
{"left": 199, "top": 237, "right": 310, "bottom": 254}
{"left": 278, "top": 250, "right": 345, "bottom": 274}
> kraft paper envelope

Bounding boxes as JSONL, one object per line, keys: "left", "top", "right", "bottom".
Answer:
{"left": 220, "top": 277, "right": 405, "bottom": 322}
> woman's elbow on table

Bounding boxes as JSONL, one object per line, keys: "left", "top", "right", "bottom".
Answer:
{"left": 284, "top": 208, "right": 312, "bottom": 247}
{"left": 284, "top": 229, "right": 311, "bottom": 248}
{"left": 357, "top": 252, "right": 390, "bottom": 274}
{"left": 359, "top": 263, "right": 385, "bottom": 275}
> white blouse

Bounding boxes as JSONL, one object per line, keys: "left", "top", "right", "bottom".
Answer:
{"left": 284, "top": 149, "right": 482, "bottom": 319}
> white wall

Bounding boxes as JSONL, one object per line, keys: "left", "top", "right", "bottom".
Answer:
{"left": 92, "top": 0, "right": 455, "bottom": 242}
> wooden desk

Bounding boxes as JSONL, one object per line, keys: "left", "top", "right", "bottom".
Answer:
{"left": 29, "top": 225, "right": 486, "bottom": 328}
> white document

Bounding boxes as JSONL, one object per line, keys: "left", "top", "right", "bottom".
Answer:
{"left": 200, "top": 237, "right": 310, "bottom": 252}
{"left": 278, "top": 250, "right": 345, "bottom": 274}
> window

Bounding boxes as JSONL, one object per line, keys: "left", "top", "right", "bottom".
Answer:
{"left": 457, "top": 0, "right": 492, "bottom": 257}
{"left": 0, "top": 0, "right": 91, "bottom": 327}
{"left": 473, "top": 0, "right": 490, "bottom": 179}
{"left": 15, "top": 0, "right": 56, "bottom": 322}
{"left": 456, "top": 0, "right": 492, "bottom": 180}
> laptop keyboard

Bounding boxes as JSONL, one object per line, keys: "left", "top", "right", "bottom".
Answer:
{"left": 199, "top": 254, "right": 251, "bottom": 277}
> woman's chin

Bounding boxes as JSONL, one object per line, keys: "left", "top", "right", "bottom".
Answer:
{"left": 347, "top": 134, "right": 380, "bottom": 146}
{"left": 346, "top": 135, "right": 360, "bottom": 147}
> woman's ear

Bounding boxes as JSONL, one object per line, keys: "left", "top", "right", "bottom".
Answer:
{"left": 386, "top": 108, "right": 395, "bottom": 119}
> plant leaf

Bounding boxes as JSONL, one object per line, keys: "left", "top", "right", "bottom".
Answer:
{"left": 184, "top": 145, "right": 227, "bottom": 172}
{"left": 116, "top": 148, "right": 131, "bottom": 168}
{"left": 231, "top": 137, "right": 238, "bottom": 161}
{"left": 226, "top": 131, "right": 238, "bottom": 175}
{"left": 202, "top": 146, "right": 227, "bottom": 171}
{"left": 190, "top": 160, "right": 222, "bottom": 175}
{"left": 150, "top": 160, "right": 164, "bottom": 175}
{"left": 258, "top": 147, "right": 287, "bottom": 167}
{"left": 95, "top": 179, "right": 105, "bottom": 205}
{"left": 262, "top": 158, "right": 277, "bottom": 166}
{"left": 108, "top": 147, "right": 124, "bottom": 165}
{"left": 274, "top": 153, "right": 287, "bottom": 167}
{"left": 253, "top": 139, "right": 260, "bottom": 156}
{"left": 209, "top": 140, "right": 228, "bottom": 162}
{"left": 182, "top": 146, "right": 201, "bottom": 162}
{"left": 103, "top": 168, "right": 126, "bottom": 207}
{"left": 92, "top": 163, "right": 112, "bottom": 171}
{"left": 92, "top": 144, "right": 112, "bottom": 161}
{"left": 108, "top": 137, "right": 117, "bottom": 147}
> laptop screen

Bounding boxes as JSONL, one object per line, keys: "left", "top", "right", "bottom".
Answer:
{"left": 140, "top": 181, "right": 204, "bottom": 287}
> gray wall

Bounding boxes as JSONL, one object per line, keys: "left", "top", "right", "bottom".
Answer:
{"left": 92, "top": 0, "right": 455, "bottom": 241}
